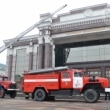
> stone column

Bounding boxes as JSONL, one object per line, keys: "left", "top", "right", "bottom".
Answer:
{"left": 49, "top": 41, "right": 53, "bottom": 67}
{"left": 44, "top": 36, "right": 53, "bottom": 68}
{"left": 28, "top": 42, "right": 33, "bottom": 70}
{"left": 38, "top": 37, "right": 44, "bottom": 69}
{"left": 8, "top": 54, "right": 13, "bottom": 80}
{"left": 28, "top": 52, "right": 33, "bottom": 70}
{"left": 101, "top": 66, "right": 106, "bottom": 77}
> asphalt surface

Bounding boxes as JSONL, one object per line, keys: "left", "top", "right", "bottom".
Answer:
{"left": 0, "top": 97, "right": 110, "bottom": 110}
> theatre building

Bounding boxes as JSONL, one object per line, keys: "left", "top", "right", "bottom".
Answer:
{"left": 3, "top": 3, "right": 110, "bottom": 89}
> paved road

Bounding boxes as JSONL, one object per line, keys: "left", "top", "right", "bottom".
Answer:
{"left": 0, "top": 97, "right": 109, "bottom": 110}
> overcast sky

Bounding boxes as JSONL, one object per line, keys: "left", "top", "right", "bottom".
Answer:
{"left": 0, "top": 0, "right": 110, "bottom": 64}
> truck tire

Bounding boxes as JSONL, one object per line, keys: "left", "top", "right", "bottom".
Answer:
{"left": 96, "top": 91, "right": 100, "bottom": 100}
{"left": 10, "top": 91, "right": 16, "bottom": 98}
{"left": 84, "top": 89, "right": 98, "bottom": 103}
{"left": 34, "top": 89, "right": 46, "bottom": 101}
{"left": 0, "top": 87, "right": 5, "bottom": 98}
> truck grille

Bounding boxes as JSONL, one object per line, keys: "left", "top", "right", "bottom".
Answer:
{"left": 10, "top": 83, "right": 17, "bottom": 89}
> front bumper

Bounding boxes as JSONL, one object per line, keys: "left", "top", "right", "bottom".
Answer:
{"left": 7, "top": 89, "right": 19, "bottom": 91}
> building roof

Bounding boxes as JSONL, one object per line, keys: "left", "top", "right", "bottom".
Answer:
{"left": 0, "top": 63, "right": 6, "bottom": 71}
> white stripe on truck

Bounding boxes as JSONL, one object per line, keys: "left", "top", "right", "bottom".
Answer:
{"left": 24, "top": 79, "right": 58, "bottom": 82}
{"left": 62, "top": 78, "right": 71, "bottom": 82}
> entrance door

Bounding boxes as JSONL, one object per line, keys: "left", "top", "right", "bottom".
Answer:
{"left": 73, "top": 72, "right": 83, "bottom": 88}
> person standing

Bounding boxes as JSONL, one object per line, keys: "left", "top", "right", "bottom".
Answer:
{"left": 105, "top": 85, "right": 110, "bottom": 101}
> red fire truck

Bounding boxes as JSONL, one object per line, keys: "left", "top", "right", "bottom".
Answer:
{"left": 0, "top": 75, "right": 19, "bottom": 98}
{"left": 22, "top": 66, "right": 109, "bottom": 103}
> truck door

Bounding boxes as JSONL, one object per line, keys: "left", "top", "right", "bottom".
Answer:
{"left": 73, "top": 72, "right": 83, "bottom": 88}
{"left": 61, "top": 72, "right": 72, "bottom": 89}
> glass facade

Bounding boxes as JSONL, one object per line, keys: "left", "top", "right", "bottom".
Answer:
{"left": 15, "top": 49, "right": 26, "bottom": 82}
{"left": 66, "top": 44, "right": 110, "bottom": 63}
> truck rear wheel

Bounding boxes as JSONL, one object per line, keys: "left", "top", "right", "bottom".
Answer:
{"left": 34, "top": 89, "right": 46, "bottom": 101}
{"left": 84, "top": 89, "right": 98, "bottom": 103}
{"left": 10, "top": 91, "right": 16, "bottom": 98}
{"left": 0, "top": 87, "right": 5, "bottom": 98}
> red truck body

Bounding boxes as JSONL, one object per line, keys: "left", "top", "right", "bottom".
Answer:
{"left": 22, "top": 66, "right": 109, "bottom": 103}
{"left": 0, "top": 75, "right": 19, "bottom": 98}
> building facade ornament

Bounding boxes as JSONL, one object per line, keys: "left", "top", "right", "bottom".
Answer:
{"left": 84, "top": 9, "right": 92, "bottom": 17}
{"left": 38, "top": 37, "right": 44, "bottom": 44}
{"left": 44, "top": 35, "right": 52, "bottom": 44}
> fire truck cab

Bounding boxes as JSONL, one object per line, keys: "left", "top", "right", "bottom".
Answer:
{"left": 22, "top": 66, "right": 109, "bottom": 103}
{"left": 0, "top": 75, "right": 19, "bottom": 98}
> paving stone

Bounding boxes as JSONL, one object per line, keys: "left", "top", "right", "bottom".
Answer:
{"left": 0, "top": 97, "right": 110, "bottom": 110}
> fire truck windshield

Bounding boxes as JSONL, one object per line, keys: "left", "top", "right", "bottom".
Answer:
{"left": 3, "top": 77, "right": 8, "bottom": 81}
{"left": 0, "top": 77, "right": 8, "bottom": 81}
{"left": 0, "top": 78, "right": 2, "bottom": 81}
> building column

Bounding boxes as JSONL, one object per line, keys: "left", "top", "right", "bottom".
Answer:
{"left": 82, "top": 67, "right": 87, "bottom": 72}
{"left": 28, "top": 52, "right": 33, "bottom": 70}
{"left": 44, "top": 36, "right": 52, "bottom": 68}
{"left": 38, "top": 37, "right": 44, "bottom": 69}
{"left": 8, "top": 54, "right": 13, "bottom": 80}
{"left": 101, "top": 66, "right": 106, "bottom": 77}
{"left": 28, "top": 42, "right": 33, "bottom": 70}
{"left": 49, "top": 41, "right": 53, "bottom": 67}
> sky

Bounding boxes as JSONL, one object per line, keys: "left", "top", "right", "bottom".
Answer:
{"left": 0, "top": 0, "right": 110, "bottom": 64}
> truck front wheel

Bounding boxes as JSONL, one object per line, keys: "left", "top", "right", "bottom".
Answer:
{"left": 10, "top": 91, "right": 16, "bottom": 98}
{"left": 34, "top": 89, "right": 47, "bottom": 101}
{"left": 84, "top": 89, "right": 98, "bottom": 103}
{"left": 0, "top": 87, "right": 5, "bottom": 98}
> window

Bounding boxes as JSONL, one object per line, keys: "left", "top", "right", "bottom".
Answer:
{"left": 74, "top": 72, "right": 82, "bottom": 77}
{"left": 3, "top": 77, "right": 8, "bottom": 81}
{"left": 66, "top": 44, "right": 110, "bottom": 63}
{"left": 0, "top": 78, "right": 2, "bottom": 81}
{"left": 15, "top": 48, "right": 26, "bottom": 82}
{"left": 88, "top": 71, "right": 101, "bottom": 77}
{"left": 63, "top": 72, "right": 70, "bottom": 78}
{"left": 106, "top": 71, "right": 110, "bottom": 77}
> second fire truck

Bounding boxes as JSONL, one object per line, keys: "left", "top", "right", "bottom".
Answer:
{"left": 22, "top": 66, "right": 109, "bottom": 103}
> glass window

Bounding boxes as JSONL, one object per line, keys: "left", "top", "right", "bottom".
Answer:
{"left": 0, "top": 78, "right": 2, "bottom": 81}
{"left": 71, "top": 47, "right": 82, "bottom": 51}
{"left": 3, "top": 77, "right": 8, "bottom": 81}
{"left": 89, "top": 71, "right": 100, "bottom": 77}
{"left": 63, "top": 73, "right": 70, "bottom": 78}
{"left": 66, "top": 44, "right": 110, "bottom": 63}
{"left": 83, "top": 51, "right": 86, "bottom": 56}
{"left": 105, "top": 55, "right": 110, "bottom": 60}
{"left": 106, "top": 71, "right": 109, "bottom": 77}
{"left": 99, "top": 48, "right": 105, "bottom": 55}
{"left": 87, "top": 49, "right": 99, "bottom": 56}
{"left": 87, "top": 45, "right": 99, "bottom": 50}
{"left": 74, "top": 72, "right": 82, "bottom": 77}
{"left": 71, "top": 57, "right": 83, "bottom": 62}
{"left": 100, "top": 55, "right": 105, "bottom": 60}
{"left": 15, "top": 48, "right": 26, "bottom": 81}
{"left": 87, "top": 56, "right": 100, "bottom": 61}
{"left": 71, "top": 51, "right": 83, "bottom": 57}
{"left": 16, "top": 57, "right": 26, "bottom": 62}
{"left": 105, "top": 49, "right": 110, "bottom": 54}
{"left": 104, "top": 44, "right": 110, "bottom": 48}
